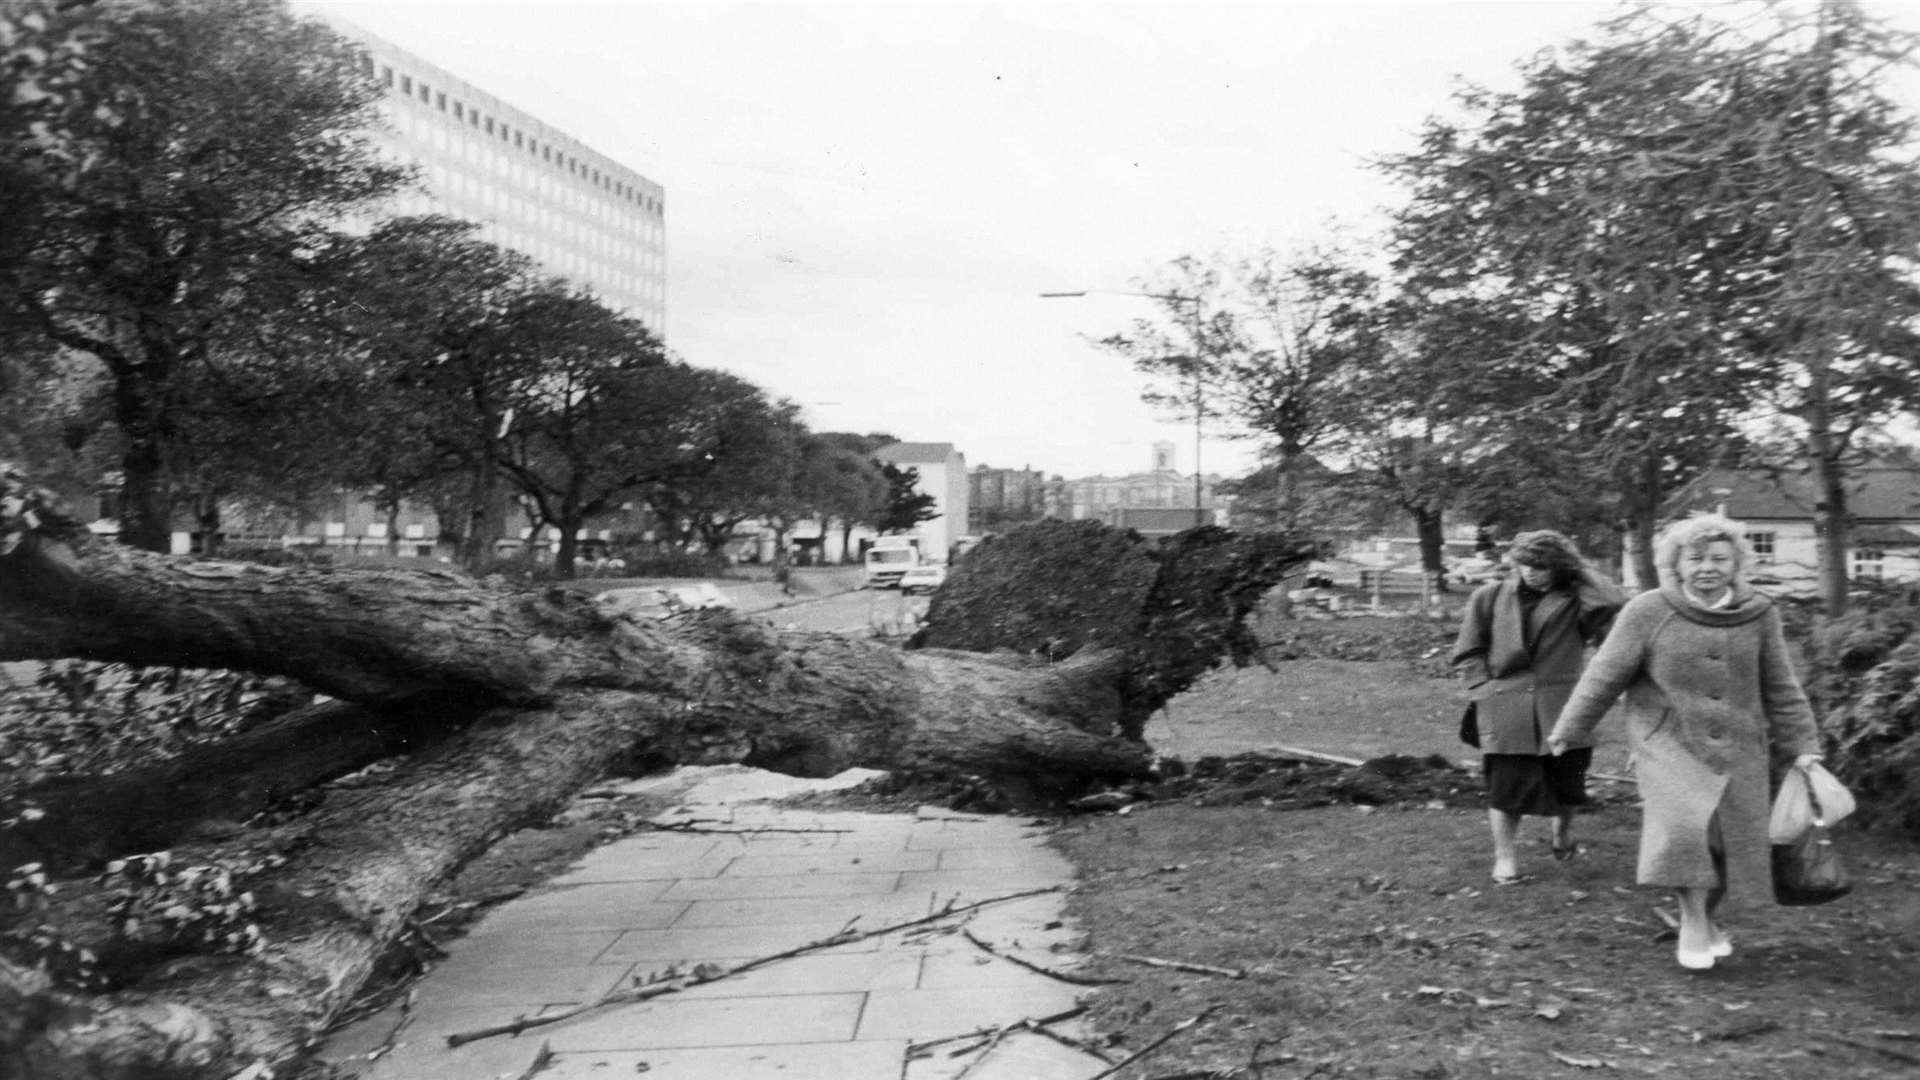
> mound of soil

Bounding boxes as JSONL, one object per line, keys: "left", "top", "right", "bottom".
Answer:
{"left": 1150, "top": 752, "right": 1483, "bottom": 809}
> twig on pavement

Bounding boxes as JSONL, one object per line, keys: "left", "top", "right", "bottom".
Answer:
{"left": 362, "top": 988, "right": 415, "bottom": 1063}
{"left": 950, "top": 1025, "right": 1019, "bottom": 1080}
{"left": 446, "top": 885, "right": 1065, "bottom": 1047}
{"left": 962, "top": 927, "right": 1126, "bottom": 986}
{"left": 652, "top": 819, "right": 853, "bottom": 835}
{"left": 509, "top": 1040, "right": 553, "bottom": 1080}
{"left": 905, "top": 1006, "right": 1088, "bottom": 1057}
{"left": 1024, "top": 1018, "right": 1118, "bottom": 1064}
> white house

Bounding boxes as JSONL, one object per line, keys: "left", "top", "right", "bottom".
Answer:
{"left": 1673, "top": 456, "right": 1920, "bottom": 592}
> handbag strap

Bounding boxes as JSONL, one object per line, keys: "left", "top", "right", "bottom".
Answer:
{"left": 1796, "top": 762, "right": 1828, "bottom": 826}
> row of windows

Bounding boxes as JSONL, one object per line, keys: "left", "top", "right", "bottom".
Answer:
{"left": 1748, "top": 530, "right": 1896, "bottom": 579}
{"left": 372, "top": 58, "right": 663, "bottom": 215}
{"left": 422, "top": 162, "right": 664, "bottom": 246}
{"left": 383, "top": 196, "right": 665, "bottom": 321}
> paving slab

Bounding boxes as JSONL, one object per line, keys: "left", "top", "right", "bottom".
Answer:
{"left": 416, "top": 960, "right": 635, "bottom": 1007}
{"left": 719, "top": 848, "right": 942, "bottom": 877}
{"left": 598, "top": 921, "right": 888, "bottom": 964}
{"left": 536, "top": 991, "right": 867, "bottom": 1050}
{"left": 856, "top": 984, "right": 1088, "bottom": 1041}
{"left": 542, "top": 1040, "right": 912, "bottom": 1079}
{"left": 464, "top": 886, "right": 686, "bottom": 932}
{"left": 656, "top": 869, "right": 904, "bottom": 901}
{"left": 317, "top": 765, "right": 1112, "bottom": 1079}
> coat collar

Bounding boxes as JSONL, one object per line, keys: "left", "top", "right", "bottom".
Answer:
{"left": 1492, "top": 577, "right": 1576, "bottom": 655}
{"left": 1657, "top": 580, "right": 1772, "bottom": 626}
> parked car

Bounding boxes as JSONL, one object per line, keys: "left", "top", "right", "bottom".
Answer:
{"left": 898, "top": 564, "right": 948, "bottom": 596}
{"left": 595, "top": 581, "right": 735, "bottom": 619}
{"left": 1448, "top": 556, "right": 1505, "bottom": 587}
{"left": 594, "top": 586, "right": 677, "bottom": 620}
{"left": 663, "top": 581, "right": 735, "bottom": 610}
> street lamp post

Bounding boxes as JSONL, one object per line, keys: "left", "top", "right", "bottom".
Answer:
{"left": 1039, "top": 289, "right": 1207, "bottom": 527}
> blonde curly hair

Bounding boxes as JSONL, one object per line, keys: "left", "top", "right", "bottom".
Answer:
{"left": 1654, "top": 514, "right": 1755, "bottom": 589}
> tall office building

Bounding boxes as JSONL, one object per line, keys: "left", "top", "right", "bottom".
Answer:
{"left": 321, "top": 16, "right": 667, "bottom": 332}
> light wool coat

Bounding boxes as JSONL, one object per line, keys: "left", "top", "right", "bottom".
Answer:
{"left": 1549, "top": 583, "right": 1819, "bottom": 908}
{"left": 1452, "top": 572, "right": 1625, "bottom": 755}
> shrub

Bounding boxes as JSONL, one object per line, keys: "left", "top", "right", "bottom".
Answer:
{"left": 1800, "top": 602, "right": 1920, "bottom": 840}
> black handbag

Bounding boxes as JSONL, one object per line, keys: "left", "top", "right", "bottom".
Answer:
{"left": 1458, "top": 701, "right": 1480, "bottom": 748}
{"left": 1772, "top": 821, "right": 1852, "bottom": 906}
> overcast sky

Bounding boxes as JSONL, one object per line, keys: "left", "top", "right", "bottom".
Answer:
{"left": 296, "top": 0, "right": 1907, "bottom": 480}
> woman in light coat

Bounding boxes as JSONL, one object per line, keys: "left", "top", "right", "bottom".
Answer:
{"left": 1453, "top": 530, "right": 1626, "bottom": 884}
{"left": 1548, "top": 515, "right": 1822, "bottom": 971}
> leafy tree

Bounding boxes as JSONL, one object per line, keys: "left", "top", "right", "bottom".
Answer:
{"left": 1092, "top": 248, "right": 1377, "bottom": 540}
{"left": 798, "top": 441, "right": 887, "bottom": 562}
{"left": 489, "top": 289, "right": 674, "bottom": 578}
{"left": 875, "top": 462, "right": 939, "bottom": 535}
{"left": 336, "top": 217, "right": 549, "bottom": 568}
{"left": 0, "top": 340, "right": 117, "bottom": 512}
{"left": 0, "top": 0, "right": 409, "bottom": 551}
{"left": 1219, "top": 455, "right": 1376, "bottom": 544}
{"left": 1380, "top": 2, "right": 1920, "bottom": 608}
{"left": 813, "top": 432, "right": 894, "bottom": 558}
{"left": 638, "top": 372, "right": 801, "bottom": 556}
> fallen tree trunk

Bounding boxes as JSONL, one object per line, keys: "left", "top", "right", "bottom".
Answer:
{"left": 4, "top": 691, "right": 665, "bottom": 1079}
{"left": 0, "top": 468, "right": 1306, "bottom": 1079}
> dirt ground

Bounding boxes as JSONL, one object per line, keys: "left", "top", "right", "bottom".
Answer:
{"left": 319, "top": 619, "right": 1920, "bottom": 1080}
{"left": 1054, "top": 657, "right": 1920, "bottom": 1079}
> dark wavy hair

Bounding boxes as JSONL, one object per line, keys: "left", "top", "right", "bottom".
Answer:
{"left": 1505, "top": 529, "right": 1585, "bottom": 585}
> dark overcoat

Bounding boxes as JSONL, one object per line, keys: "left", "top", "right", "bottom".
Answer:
{"left": 1549, "top": 583, "right": 1820, "bottom": 909}
{"left": 1451, "top": 571, "right": 1625, "bottom": 755}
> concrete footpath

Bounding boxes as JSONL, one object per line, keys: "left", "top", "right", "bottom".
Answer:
{"left": 319, "top": 766, "right": 1113, "bottom": 1080}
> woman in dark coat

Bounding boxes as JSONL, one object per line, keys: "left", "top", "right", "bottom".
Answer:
{"left": 1453, "top": 531, "right": 1626, "bottom": 884}
{"left": 1548, "top": 515, "right": 1821, "bottom": 971}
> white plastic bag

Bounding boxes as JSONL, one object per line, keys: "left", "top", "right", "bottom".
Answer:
{"left": 1769, "top": 761, "right": 1856, "bottom": 843}
{"left": 1769, "top": 768, "right": 1813, "bottom": 844}
{"left": 1803, "top": 761, "right": 1857, "bottom": 827}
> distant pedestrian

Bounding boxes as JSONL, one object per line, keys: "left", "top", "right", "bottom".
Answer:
{"left": 1547, "top": 515, "right": 1821, "bottom": 971}
{"left": 1452, "top": 530, "right": 1626, "bottom": 885}
{"left": 773, "top": 548, "right": 794, "bottom": 596}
